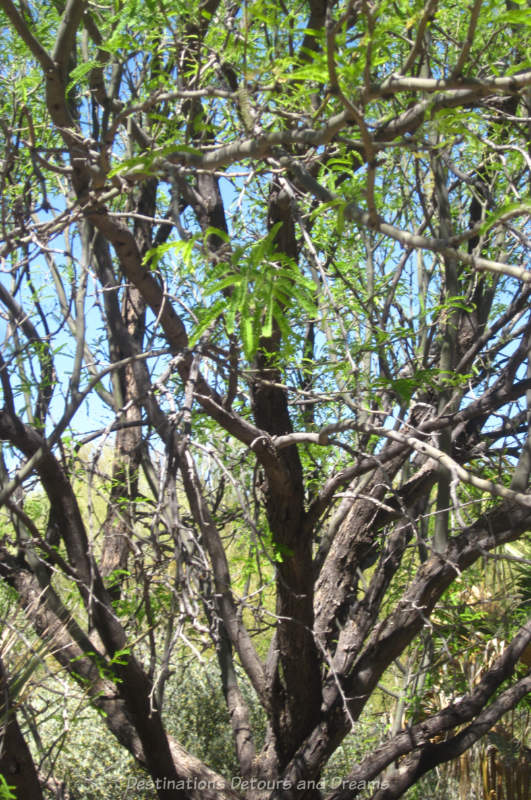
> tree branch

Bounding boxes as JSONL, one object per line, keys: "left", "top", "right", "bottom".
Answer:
{"left": 325, "top": 620, "right": 531, "bottom": 799}
{"left": 0, "top": 0, "right": 55, "bottom": 70}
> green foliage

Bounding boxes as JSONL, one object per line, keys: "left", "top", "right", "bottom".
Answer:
{"left": 164, "top": 658, "right": 266, "bottom": 777}
{"left": 25, "top": 655, "right": 266, "bottom": 798}
{"left": 192, "top": 223, "right": 316, "bottom": 359}
{"left": 28, "top": 691, "right": 151, "bottom": 800}
{"left": 0, "top": 0, "right": 530, "bottom": 798}
{"left": 0, "top": 777, "right": 16, "bottom": 800}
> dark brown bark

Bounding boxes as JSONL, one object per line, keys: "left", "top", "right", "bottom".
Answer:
{"left": 266, "top": 500, "right": 531, "bottom": 797}
{"left": 0, "top": 412, "right": 187, "bottom": 800}
{"left": 325, "top": 620, "right": 531, "bottom": 800}
{"left": 367, "top": 672, "right": 531, "bottom": 800}
{"left": 0, "top": 549, "right": 238, "bottom": 800}
{"left": 0, "top": 4, "right": 529, "bottom": 800}
{"left": 0, "top": 656, "right": 44, "bottom": 800}
{"left": 248, "top": 180, "right": 321, "bottom": 763}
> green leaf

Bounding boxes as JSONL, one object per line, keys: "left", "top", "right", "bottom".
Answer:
{"left": 204, "top": 226, "right": 230, "bottom": 244}
{"left": 262, "top": 282, "right": 275, "bottom": 339}
{"left": 190, "top": 299, "right": 226, "bottom": 345}
{"left": 241, "top": 313, "right": 255, "bottom": 359}
{"left": 67, "top": 60, "right": 102, "bottom": 91}
{"left": 0, "top": 775, "right": 16, "bottom": 800}
{"left": 480, "top": 200, "right": 531, "bottom": 235}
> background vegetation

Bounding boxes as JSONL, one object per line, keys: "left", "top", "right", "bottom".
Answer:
{"left": 0, "top": 1, "right": 529, "bottom": 799}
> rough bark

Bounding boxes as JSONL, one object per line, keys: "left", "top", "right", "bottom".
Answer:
{"left": 0, "top": 656, "right": 44, "bottom": 800}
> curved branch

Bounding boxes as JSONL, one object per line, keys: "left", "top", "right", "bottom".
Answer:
{"left": 0, "top": 0, "right": 54, "bottom": 70}
{"left": 325, "top": 620, "right": 531, "bottom": 800}
{"left": 179, "top": 446, "right": 268, "bottom": 709}
{"left": 275, "top": 500, "right": 531, "bottom": 793}
{"left": 52, "top": 0, "right": 87, "bottom": 69}
{"left": 368, "top": 672, "right": 531, "bottom": 800}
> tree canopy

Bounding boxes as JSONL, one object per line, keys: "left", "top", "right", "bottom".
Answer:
{"left": 0, "top": 1, "right": 530, "bottom": 799}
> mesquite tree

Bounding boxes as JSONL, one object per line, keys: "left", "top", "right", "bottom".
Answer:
{"left": 0, "top": 1, "right": 530, "bottom": 799}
